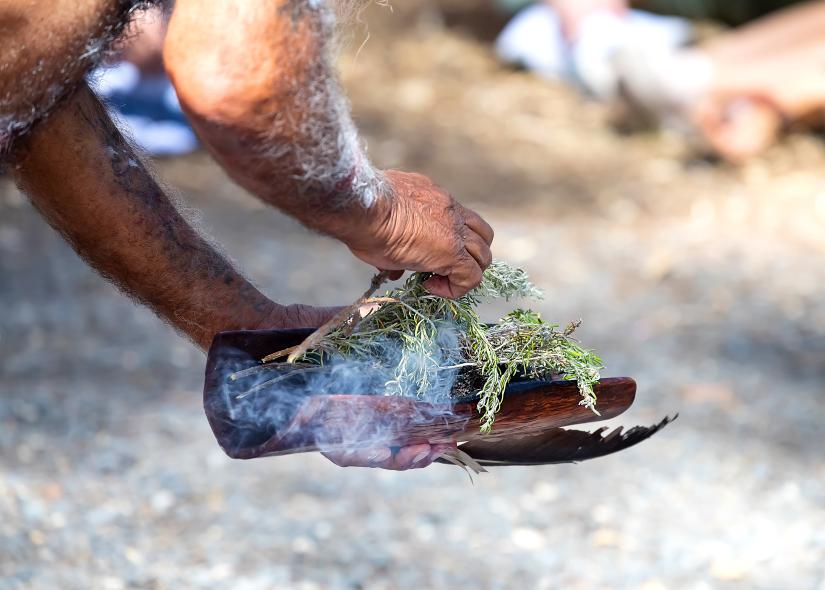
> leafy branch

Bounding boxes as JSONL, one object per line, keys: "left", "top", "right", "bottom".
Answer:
{"left": 271, "top": 260, "right": 603, "bottom": 433}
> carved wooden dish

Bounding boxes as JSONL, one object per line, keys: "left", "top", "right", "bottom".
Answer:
{"left": 204, "top": 329, "right": 673, "bottom": 466}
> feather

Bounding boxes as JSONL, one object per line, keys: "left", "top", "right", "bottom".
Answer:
{"left": 438, "top": 415, "right": 676, "bottom": 467}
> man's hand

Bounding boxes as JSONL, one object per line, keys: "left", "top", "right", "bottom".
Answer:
{"left": 344, "top": 171, "right": 494, "bottom": 299}
{"left": 257, "top": 304, "right": 455, "bottom": 470}
{"left": 323, "top": 442, "right": 455, "bottom": 470}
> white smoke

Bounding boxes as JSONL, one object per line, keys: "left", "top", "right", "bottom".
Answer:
{"left": 207, "top": 322, "right": 469, "bottom": 458}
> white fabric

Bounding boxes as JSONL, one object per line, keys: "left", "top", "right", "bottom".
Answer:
{"left": 89, "top": 62, "right": 141, "bottom": 96}
{"left": 121, "top": 115, "right": 199, "bottom": 156}
{"left": 495, "top": 4, "right": 693, "bottom": 100}
{"left": 89, "top": 64, "right": 197, "bottom": 157}
{"left": 612, "top": 45, "right": 714, "bottom": 131}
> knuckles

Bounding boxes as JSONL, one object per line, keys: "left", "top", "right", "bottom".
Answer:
{"left": 372, "top": 170, "right": 491, "bottom": 283}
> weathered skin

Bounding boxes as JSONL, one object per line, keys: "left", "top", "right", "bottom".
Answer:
{"left": 165, "top": 0, "right": 494, "bottom": 298}
{"left": 0, "top": 0, "right": 493, "bottom": 469}
{"left": 11, "top": 83, "right": 319, "bottom": 350}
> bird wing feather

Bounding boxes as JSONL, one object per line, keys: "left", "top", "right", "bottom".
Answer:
{"left": 437, "top": 415, "right": 676, "bottom": 467}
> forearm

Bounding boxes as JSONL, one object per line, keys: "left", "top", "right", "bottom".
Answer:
{"left": 164, "top": 0, "right": 385, "bottom": 244}
{"left": 9, "top": 83, "right": 279, "bottom": 350}
{"left": 164, "top": 0, "right": 494, "bottom": 299}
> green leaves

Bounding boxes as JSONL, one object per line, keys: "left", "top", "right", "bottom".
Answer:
{"left": 469, "top": 260, "right": 545, "bottom": 302}
{"left": 302, "top": 260, "right": 603, "bottom": 433}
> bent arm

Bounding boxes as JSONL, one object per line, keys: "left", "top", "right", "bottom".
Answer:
{"left": 164, "top": 0, "right": 382, "bottom": 244}
{"left": 9, "top": 82, "right": 325, "bottom": 350}
{"left": 164, "top": 0, "right": 495, "bottom": 298}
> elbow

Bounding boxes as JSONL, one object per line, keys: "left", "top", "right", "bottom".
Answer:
{"left": 164, "top": 33, "right": 303, "bottom": 133}
{"left": 163, "top": 0, "right": 323, "bottom": 132}
{"left": 164, "top": 42, "right": 257, "bottom": 129}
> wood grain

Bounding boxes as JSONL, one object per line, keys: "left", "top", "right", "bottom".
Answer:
{"left": 204, "top": 329, "right": 637, "bottom": 459}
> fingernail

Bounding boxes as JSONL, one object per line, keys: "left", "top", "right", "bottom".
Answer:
{"left": 367, "top": 448, "right": 392, "bottom": 463}
{"left": 412, "top": 450, "right": 430, "bottom": 465}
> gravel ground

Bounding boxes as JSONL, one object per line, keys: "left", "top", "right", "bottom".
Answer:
{"left": 2, "top": 3, "right": 825, "bottom": 589}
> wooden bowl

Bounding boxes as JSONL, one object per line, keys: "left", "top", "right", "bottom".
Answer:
{"left": 204, "top": 329, "right": 636, "bottom": 459}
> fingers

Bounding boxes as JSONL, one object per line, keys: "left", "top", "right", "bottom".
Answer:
{"left": 425, "top": 229, "right": 489, "bottom": 299}
{"left": 322, "top": 443, "right": 452, "bottom": 470}
{"left": 464, "top": 232, "right": 493, "bottom": 271}
{"left": 393, "top": 443, "right": 437, "bottom": 469}
{"left": 322, "top": 447, "right": 393, "bottom": 468}
{"left": 463, "top": 208, "right": 494, "bottom": 246}
{"left": 423, "top": 275, "right": 456, "bottom": 299}
{"left": 424, "top": 252, "right": 483, "bottom": 299}
{"left": 424, "top": 206, "right": 492, "bottom": 299}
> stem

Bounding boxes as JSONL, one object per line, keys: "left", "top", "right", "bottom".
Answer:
{"left": 235, "top": 366, "right": 329, "bottom": 399}
{"left": 263, "top": 270, "right": 392, "bottom": 364}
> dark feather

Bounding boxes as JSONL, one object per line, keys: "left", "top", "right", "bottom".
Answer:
{"left": 437, "top": 415, "right": 676, "bottom": 467}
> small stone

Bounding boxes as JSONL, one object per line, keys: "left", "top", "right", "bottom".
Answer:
{"left": 150, "top": 490, "right": 175, "bottom": 514}
{"left": 510, "top": 527, "right": 546, "bottom": 551}
{"left": 292, "top": 536, "right": 316, "bottom": 554}
{"left": 28, "top": 529, "right": 46, "bottom": 546}
{"left": 709, "top": 557, "right": 748, "bottom": 581}
{"left": 591, "top": 528, "right": 620, "bottom": 547}
{"left": 124, "top": 547, "right": 143, "bottom": 566}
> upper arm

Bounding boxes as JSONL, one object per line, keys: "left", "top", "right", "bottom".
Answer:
{"left": 163, "top": 0, "right": 324, "bottom": 128}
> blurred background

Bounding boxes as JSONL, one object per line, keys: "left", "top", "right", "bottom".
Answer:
{"left": 2, "top": 0, "right": 825, "bottom": 588}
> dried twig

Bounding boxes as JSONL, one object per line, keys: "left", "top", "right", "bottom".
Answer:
{"left": 229, "top": 361, "right": 317, "bottom": 382}
{"left": 439, "top": 447, "right": 487, "bottom": 482}
{"left": 235, "top": 366, "right": 329, "bottom": 399}
{"left": 261, "top": 270, "right": 392, "bottom": 364}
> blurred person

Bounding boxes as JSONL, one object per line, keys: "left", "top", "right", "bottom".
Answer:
{"left": 91, "top": 6, "right": 198, "bottom": 155}
{"left": 497, "top": 0, "right": 825, "bottom": 161}
{"left": 496, "top": 0, "right": 691, "bottom": 101}
{"left": 617, "top": 0, "right": 825, "bottom": 161}
{"left": 0, "top": 0, "right": 494, "bottom": 470}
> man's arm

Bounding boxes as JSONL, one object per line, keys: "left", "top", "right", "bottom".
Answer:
{"left": 163, "top": 0, "right": 494, "bottom": 298}
{"left": 9, "top": 82, "right": 334, "bottom": 350}
{"left": 9, "top": 82, "right": 445, "bottom": 469}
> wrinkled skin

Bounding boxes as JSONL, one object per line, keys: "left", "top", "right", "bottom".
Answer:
{"left": 347, "top": 171, "right": 494, "bottom": 299}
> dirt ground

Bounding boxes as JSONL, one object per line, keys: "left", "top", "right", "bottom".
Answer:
{"left": 2, "top": 3, "right": 825, "bottom": 589}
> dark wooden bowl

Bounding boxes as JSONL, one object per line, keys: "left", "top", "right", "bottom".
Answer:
{"left": 204, "top": 329, "right": 637, "bottom": 459}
